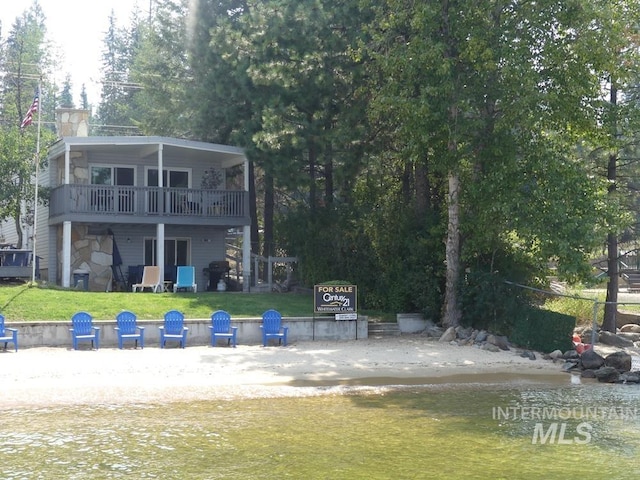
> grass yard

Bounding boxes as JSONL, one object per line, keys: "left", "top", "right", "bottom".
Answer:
{"left": 0, "top": 284, "right": 317, "bottom": 321}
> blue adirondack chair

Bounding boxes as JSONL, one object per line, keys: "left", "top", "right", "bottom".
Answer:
{"left": 209, "top": 310, "right": 238, "bottom": 347}
{"left": 260, "top": 309, "right": 288, "bottom": 346}
{"left": 115, "top": 310, "right": 145, "bottom": 349}
{"left": 70, "top": 311, "right": 100, "bottom": 350}
{"left": 159, "top": 310, "right": 189, "bottom": 348}
{"left": 0, "top": 314, "right": 18, "bottom": 352}
{"left": 173, "top": 266, "right": 197, "bottom": 293}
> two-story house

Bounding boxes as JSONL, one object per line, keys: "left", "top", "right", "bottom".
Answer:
{"left": 38, "top": 108, "right": 252, "bottom": 292}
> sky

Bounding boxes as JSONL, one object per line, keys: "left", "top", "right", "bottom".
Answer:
{"left": 1, "top": 0, "right": 145, "bottom": 106}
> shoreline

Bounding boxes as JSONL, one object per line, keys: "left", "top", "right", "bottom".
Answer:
{"left": 0, "top": 337, "right": 567, "bottom": 407}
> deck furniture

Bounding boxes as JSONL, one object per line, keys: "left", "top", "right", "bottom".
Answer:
{"left": 209, "top": 310, "right": 238, "bottom": 347}
{"left": 115, "top": 310, "right": 145, "bottom": 349}
{"left": 260, "top": 309, "right": 288, "bottom": 346}
{"left": 159, "top": 310, "right": 189, "bottom": 348}
{"left": 70, "top": 311, "right": 100, "bottom": 350}
{"left": 132, "top": 266, "right": 163, "bottom": 293}
{"left": 173, "top": 266, "right": 197, "bottom": 293}
{"left": 0, "top": 314, "right": 18, "bottom": 352}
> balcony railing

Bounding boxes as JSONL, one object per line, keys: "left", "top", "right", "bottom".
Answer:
{"left": 50, "top": 184, "right": 247, "bottom": 220}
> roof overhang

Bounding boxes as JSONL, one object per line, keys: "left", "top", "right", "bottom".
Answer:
{"left": 47, "top": 136, "right": 247, "bottom": 169}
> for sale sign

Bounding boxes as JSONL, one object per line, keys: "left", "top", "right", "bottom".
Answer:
{"left": 314, "top": 284, "right": 357, "bottom": 313}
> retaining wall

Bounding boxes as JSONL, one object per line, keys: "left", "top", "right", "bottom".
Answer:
{"left": 7, "top": 316, "right": 369, "bottom": 349}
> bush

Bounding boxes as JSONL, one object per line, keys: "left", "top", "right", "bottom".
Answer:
{"left": 510, "top": 307, "right": 575, "bottom": 353}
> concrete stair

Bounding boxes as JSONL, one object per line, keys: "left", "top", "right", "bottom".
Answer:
{"left": 368, "top": 322, "right": 401, "bottom": 337}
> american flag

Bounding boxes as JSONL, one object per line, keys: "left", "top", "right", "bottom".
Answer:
{"left": 20, "top": 90, "right": 39, "bottom": 129}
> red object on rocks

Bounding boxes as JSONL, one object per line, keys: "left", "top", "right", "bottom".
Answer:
{"left": 573, "top": 334, "right": 591, "bottom": 354}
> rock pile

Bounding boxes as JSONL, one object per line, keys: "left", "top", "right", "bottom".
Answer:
{"left": 554, "top": 324, "right": 640, "bottom": 384}
{"left": 433, "top": 325, "right": 538, "bottom": 359}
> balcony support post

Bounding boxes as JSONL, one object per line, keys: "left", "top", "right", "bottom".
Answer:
{"left": 62, "top": 221, "right": 71, "bottom": 288}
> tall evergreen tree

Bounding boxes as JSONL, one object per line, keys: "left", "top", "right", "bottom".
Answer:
{"left": 79, "top": 84, "right": 89, "bottom": 110}
{"left": 58, "top": 74, "right": 74, "bottom": 108}
{"left": 95, "top": 9, "right": 142, "bottom": 135}
{"left": 130, "top": 0, "right": 193, "bottom": 136}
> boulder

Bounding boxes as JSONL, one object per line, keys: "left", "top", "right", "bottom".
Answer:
{"left": 581, "top": 369, "right": 596, "bottom": 378}
{"left": 482, "top": 343, "right": 501, "bottom": 353}
{"left": 475, "top": 330, "right": 488, "bottom": 343}
{"left": 520, "top": 350, "right": 536, "bottom": 360}
{"left": 604, "top": 351, "right": 632, "bottom": 372}
{"left": 599, "top": 331, "right": 635, "bottom": 348}
{"left": 561, "top": 361, "right": 580, "bottom": 371}
{"left": 580, "top": 349, "right": 605, "bottom": 370}
{"left": 487, "top": 334, "right": 510, "bottom": 351}
{"left": 563, "top": 350, "right": 580, "bottom": 360}
{"left": 548, "top": 350, "right": 564, "bottom": 360}
{"left": 439, "top": 326, "right": 456, "bottom": 343}
{"left": 425, "top": 326, "right": 443, "bottom": 338}
{"left": 594, "top": 366, "right": 620, "bottom": 383}
{"left": 619, "top": 372, "right": 640, "bottom": 384}
{"left": 618, "top": 332, "right": 640, "bottom": 343}
{"left": 455, "top": 325, "right": 474, "bottom": 340}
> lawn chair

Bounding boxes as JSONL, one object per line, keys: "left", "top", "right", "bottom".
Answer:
{"left": 115, "top": 310, "right": 145, "bottom": 349}
{"left": 173, "top": 266, "right": 197, "bottom": 293}
{"left": 132, "top": 266, "right": 163, "bottom": 293}
{"left": 70, "top": 311, "right": 100, "bottom": 350}
{"left": 209, "top": 310, "right": 238, "bottom": 347}
{"left": 159, "top": 310, "right": 189, "bottom": 348}
{"left": 0, "top": 314, "right": 18, "bottom": 352}
{"left": 260, "top": 309, "right": 288, "bottom": 346}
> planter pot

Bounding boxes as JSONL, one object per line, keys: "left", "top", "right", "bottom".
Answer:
{"left": 397, "top": 313, "right": 427, "bottom": 333}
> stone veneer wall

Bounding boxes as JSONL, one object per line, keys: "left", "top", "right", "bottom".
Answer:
{"left": 56, "top": 151, "right": 87, "bottom": 185}
{"left": 55, "top": 108, "right": 110, "bottom": 290}
{"left": 55, "top": 109, "right": 90, "bottom": 137}
{"left": 58, "top": 225, "right": 113, "bottom": 292}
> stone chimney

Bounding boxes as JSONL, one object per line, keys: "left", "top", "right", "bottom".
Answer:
{"left": 55, "top": 108, "right": 90, "bottom": 137}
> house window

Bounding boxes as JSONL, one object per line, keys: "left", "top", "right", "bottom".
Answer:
{"left": 145, "top": 167, "right": 191, "bottom": 214}
{"left": 90, "top": 166, "right": 135, "bottom": 213}
{"left": 144, "top": 237, "right": 190, "bottom": 282}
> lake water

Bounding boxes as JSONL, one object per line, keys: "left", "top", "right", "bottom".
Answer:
{"left": 2, "top": 378, "right": 639, "bottom": 479}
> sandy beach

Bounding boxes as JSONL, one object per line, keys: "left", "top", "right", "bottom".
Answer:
{"left": 0, "top": 337, "right": 566, "bottom": 407}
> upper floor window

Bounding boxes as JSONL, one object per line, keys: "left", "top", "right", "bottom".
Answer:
{"left": 90, "top": 166, "right": 135, "bottom": 186}
{"left": 146, "top": 168, "right": 191, "bottom": 188}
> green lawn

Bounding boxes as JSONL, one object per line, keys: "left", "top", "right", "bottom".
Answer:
{"left": 0, "top": 284, "right": 317, "bottom": 321}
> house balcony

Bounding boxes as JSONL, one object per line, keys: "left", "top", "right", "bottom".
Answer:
{"left": 48, "top": 184, "right": 250, "bottom": 227}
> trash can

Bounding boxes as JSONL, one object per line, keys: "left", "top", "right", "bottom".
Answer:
{"left": 73, "top": 269, "right": 90, "bottom": 291}
{"left": 206, "top": 261, "right": 230, "bottom": 291}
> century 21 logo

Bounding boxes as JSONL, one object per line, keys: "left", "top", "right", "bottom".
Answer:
{"left": 317, "top": 285, "right": 353, "bottom": 307}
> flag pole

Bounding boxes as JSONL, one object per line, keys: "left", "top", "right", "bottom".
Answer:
{"left": 31, "top": 79, "right": 42, "bottom": 284}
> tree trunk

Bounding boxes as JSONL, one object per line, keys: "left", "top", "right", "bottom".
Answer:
{"left": 603, "top": 82, "right": 618, "bottom": 333}
{"left": 324, "top": 143, "right": 333, "bottom": 207}
{"left": 603, "top": 148, "right": 618, "bottom": 333}
{"left": 443, "top": 172, "right": 462, "bottom": 328}
{"left": 263, "top": 171, "right": 275, "bottom": 281}
{"left": 603, "top": 230, "right": 618, "bottom": 333}
{"left": 14, "top": 214, "right": 23, "bottom": 249}
{"left": 308, "top": 140, "right": 317, "bottom": 214}
{"left": 415, "top": 155, "right": 430, "bottom": 217}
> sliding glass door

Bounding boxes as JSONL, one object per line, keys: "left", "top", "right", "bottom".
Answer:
{"left": 146, "top": 168, "right": 190, "bottom": 214}
{"left": 144, "top": 237, "right": 190, "bottom": 282}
